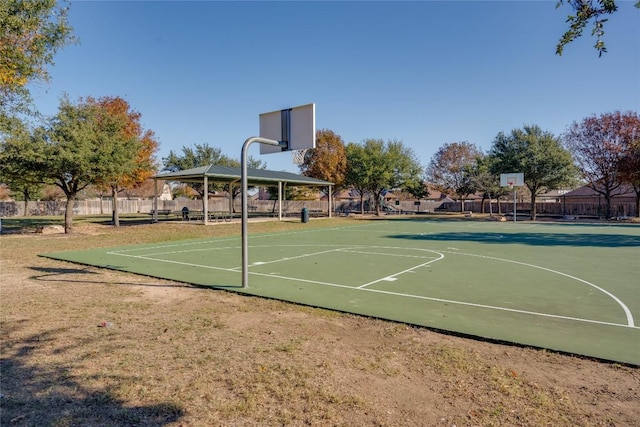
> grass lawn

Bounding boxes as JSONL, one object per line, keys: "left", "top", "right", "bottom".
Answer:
{"left": 1, "top": 215, "right": 639, "bottom": 426}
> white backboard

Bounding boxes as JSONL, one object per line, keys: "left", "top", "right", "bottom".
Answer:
{"left": 500, "top": 173, "right": 525, "bottom": 187}
{"left": 259, "top": 103, "right": 316, "bottom": 154}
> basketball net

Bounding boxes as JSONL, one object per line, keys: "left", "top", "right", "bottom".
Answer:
{"left": 292, "top": 149, "right": 309, "bottom": 166}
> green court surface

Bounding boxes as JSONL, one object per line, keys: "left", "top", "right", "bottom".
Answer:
{"left": 43, "top": 219, "right": 640, "bottom": 365}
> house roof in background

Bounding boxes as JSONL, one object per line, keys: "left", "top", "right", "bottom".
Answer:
{"left": 564, "top": 184, "right": 635, "bottom": 198}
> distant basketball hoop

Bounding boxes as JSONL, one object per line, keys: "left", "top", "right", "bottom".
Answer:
{"left": 500, "top": 173, "right": 524, "bottom": 188}
{"left": 500, "top": 173, "right": 525, "bottom": 223}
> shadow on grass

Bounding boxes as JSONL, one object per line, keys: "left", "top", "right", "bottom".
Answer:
{"left": 0, "top": 324, "right": 184, "bottom": 426}
{"left": 0, "top": 215, "right": 164, "bottom": 234}
{"left": 28, "top": 266, "right": 194, "bottom": 289}
{"left": 387, "top": 232, "right": 640, "bottom": 248}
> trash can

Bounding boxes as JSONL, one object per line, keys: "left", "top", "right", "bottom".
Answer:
{"left": 301, "top": 207, "right": 309, "bottom": 223}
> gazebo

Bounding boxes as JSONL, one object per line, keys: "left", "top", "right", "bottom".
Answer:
{"left": 151, "top": 165, "right": 334, "bottom": 223}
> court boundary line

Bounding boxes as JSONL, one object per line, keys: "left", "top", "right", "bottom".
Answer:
{"left": 356, "top": 251, "right": 444, "bottom": 288}
{"left": 106, "top": 241, "right": 638, "bottom": 330}
{"left": 439, "top": 250, "right": 635, "bottom": 328}
{"left": 247, "top": 268, "right": 639, "bottom": 330}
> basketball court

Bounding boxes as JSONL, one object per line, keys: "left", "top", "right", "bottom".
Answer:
{"left": 42, "top": 219, "right": 640, "bottom": 365}
{"left": 44, "top": 104, "right": 639, "bottom": 364}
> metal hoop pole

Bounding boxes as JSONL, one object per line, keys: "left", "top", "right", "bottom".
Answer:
{"left": 513, "top": 186, "right": 517, "bottom": 222}
{"left": 241, "top": 136, "right": 282, "bottom": 288}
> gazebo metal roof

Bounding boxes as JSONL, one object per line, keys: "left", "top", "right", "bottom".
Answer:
{"left": 153, "top": 165, "right": 333, "bottom": 187}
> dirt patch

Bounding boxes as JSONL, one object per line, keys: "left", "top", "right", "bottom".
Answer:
{"left": 1, "top": 219, "right": 638, "bottom": 426}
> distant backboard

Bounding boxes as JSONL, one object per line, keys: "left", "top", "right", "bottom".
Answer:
{"left": 259, "top": 103, "right": 316, "bottom": 154}
{"left": 500, "top": 173, "right": 525, "bottom": 187}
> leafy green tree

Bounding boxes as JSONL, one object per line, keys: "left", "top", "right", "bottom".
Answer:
{"left": 3, "top": 97, "right": 152, "bottom": 233}
{"left": 426, "top": 141, "right": 482, "bottom": 212}
{"left": 564, "top": 111, "right": 639, "bottom": 218}
{"left": 163, "top": 143, "right": 227, "bottom": 173}
{"left": 0, "top": 120, "right": 49, "bottom": 214}
{"left": 0, "top": 0, "right": 74, "bottom": 130}
{"left": 490, "top": 125, "right": 576, "bottom": 220}
{"left": 345, "top": 139, "right": 423, "bottom": 215}
{"left": 344, "top": 143, "right": 370, "bottom": 214}
{"left": 40, "top": 97, "right": 149, "bottom": 232}
{"left": 463, "top": 155, "right": 506, "bottom": 215}
{"left": 164, "top": 143, "right": 230, "bottom": 210}
{"left": 163, "top": 143, "right": 265, "bottom": 211}
{"left": 300, "top": 129, "right": 347, "bottom": 197}
{"left": 555, "top": 0, "right": 639, "bottom": 56}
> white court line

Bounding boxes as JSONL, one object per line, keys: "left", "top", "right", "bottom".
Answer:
{"left": 105, "top": 228, "right": 636, "bottom": 330}
{"left": 109, "top": 251, "right": 239, "bottom": 273}
{"left": 439, "top": 250, "right": 636, "bottom": 328}
{"left": 109, "top": 246, "right": 240, "bottom": 258}
{"left": 340, "top": 249, "right": 435, "bottom": 259}
{"left": 231, "top": 247, "right": 357, "bottom": 271}
{"left": 114, "top": 245, "right": 348, "bottom": 261}
{"left": 108, "top": 237, "right": 240, "bottom": 255}
{"left": 362, "top": 287, "right": 639, "bottom": 330}
{"left": 109, "top": 247, "right": 637, "bottom": 330}
{"left": 357, "top": 252, "right": 445, "bottom": 289}
{"left": 245, "top": 269, "right": 640, "bottom": 330}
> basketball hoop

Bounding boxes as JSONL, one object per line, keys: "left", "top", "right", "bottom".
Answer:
{"left": 292, "top": 149, "right": 309, "bottom": 166}
{"left": 507, "top": 180, "right": 517, "bottom": 222}
{"left": 499, "top": 174, "right": 524, "bottom": 223}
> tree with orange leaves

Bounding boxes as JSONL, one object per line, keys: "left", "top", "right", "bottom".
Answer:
{"left": 299, "top": 129, "right": 348, "bottom": 197}
{"left": 89, "top": 96, "right": 159, "bottom": 226}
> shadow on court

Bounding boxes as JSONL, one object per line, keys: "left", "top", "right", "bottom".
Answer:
{"left": 387, "top": 232, "right": 640, "bottom": 248}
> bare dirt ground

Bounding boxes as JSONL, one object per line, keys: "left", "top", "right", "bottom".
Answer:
{"left": 1, "top": 219, "right": 639, "bottom": 426}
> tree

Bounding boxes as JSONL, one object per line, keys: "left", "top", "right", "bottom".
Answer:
{"left": 490, "top": 125, "right": 576, "bottom": 220}
{"left": 344, "top": 143, "right": 370, "bottom": 215}
{"left": 163, "top": 143, "right": 265, "bottom": 211}
{"left": 564, "top": 111, "right": 639, "bottom": 218}
{"left": 0, "top": 119, "right": 49, "bottom": 214}
{"left": 163, "top": 143, "right": 227, "bottom": 173}
{"left": 0, "top": 0, "right": 74, "bottom": 129}
{"left": 300, "top": 129, "right": 347, "bottom": 197}
{"left": 618, "top": 131, "right": 640, "bottom": 217}
{"left": 164, "top": 143, "right": 229, "bottom": 210}
{"left": 90, "top": 96, "right": 159, "bottom": 227}
{"left": 345, "top": 139, "right": 423, "bottom": 216}
{"left": 555, "top": 0, "right": 640, "bottom": 56}
{"left": 463, "top": 155, "right": 506, "bottom": 215}
{"left": 9, "top": 97, "right": 154, "bottom": 233}
{"left": 46, "top": 97, "right": 137, "bottom": 232}
{"left": 426, "top": 141, "right": 482, "bottom": 212}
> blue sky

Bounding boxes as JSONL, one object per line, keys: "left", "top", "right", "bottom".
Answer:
{"left": 31, "top": 0, "right": 640, "bottom": 173}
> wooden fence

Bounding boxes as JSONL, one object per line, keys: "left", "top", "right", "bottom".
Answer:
{"left": 407, "top": 200, "right": 638, "bottom": 218}
{"left": 0, "top": 199, "right": 331, "bottom": 218}
{"left": 1, "top": 198, "right": 637, "bottom": 219}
